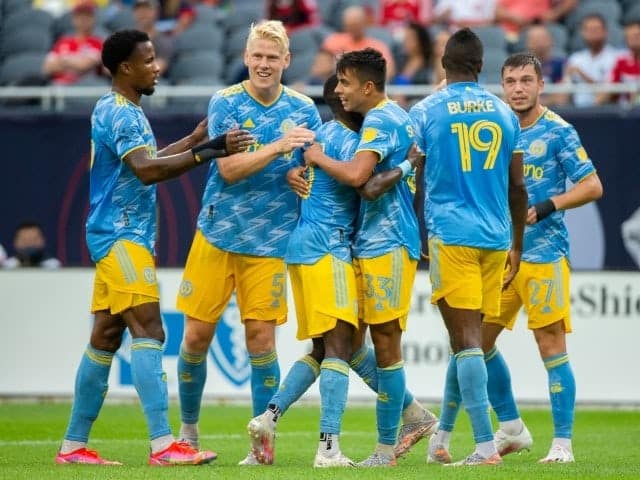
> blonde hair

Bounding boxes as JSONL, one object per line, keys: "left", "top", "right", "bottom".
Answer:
{"left": 246, "top": 20, "right": 290, "bottom": 54}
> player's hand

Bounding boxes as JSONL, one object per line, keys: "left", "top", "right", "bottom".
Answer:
{"left": 303, "top": 142, "right": 323, "bottom": 166}
{"left": 225, "top": 128, "right": 255, "bottom": 154}
{"left": 190, "top": 118, "right": 209, "bottom": 144}
{"left": 286, "top": 166, "right": 309, "bottom": 197}
{"left": 407, "top": 144, "right": 425, "bottom": 169}
{"left": 503, "top": 249, "right": 521, "bottom": 290}
{"left": 277, "top": 124, "right": 315, "bottom": 154}
{"left": 526, "top": 206, "right": 538, "bottom": 225}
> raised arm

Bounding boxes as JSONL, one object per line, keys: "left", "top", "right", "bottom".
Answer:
{"left": 304, "top": 144, "right": 378, "bottom": 188}
{"left": 216, "top": 125, "right": 315, "bottom": 184}
{"left": 358, "top": 145, "right": 424, "bottom": 201}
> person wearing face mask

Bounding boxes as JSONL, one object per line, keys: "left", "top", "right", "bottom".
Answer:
{"left": 3, "top": 222, "right": 61, "bottom": 269}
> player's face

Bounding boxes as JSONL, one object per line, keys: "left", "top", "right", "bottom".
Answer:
{"left": 125, "top": 41, "right": 160, "bottom": 96}
{"left": 335, "top": 69, "right": 367, "bottom": 114}
{"left": 244, "top": 38, "right": 290, "bottom": 92}
{"left": 502, "top": 64, "right": 543, "bottom": 114}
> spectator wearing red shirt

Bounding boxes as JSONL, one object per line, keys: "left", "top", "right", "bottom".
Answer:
{"left": 42, "top": 1, "right": 103, "bottom": 85}
{"left": 495, "top": 0, "right": 576, "bottom": 42}
{"left": 602, "top": 20, "right": 640, "bottom": 105}
{"left": 379, "top": 0, "right": 433, "bottom": 31}
{"left": 266, "top": 0, "right": 319, "bottom": 32}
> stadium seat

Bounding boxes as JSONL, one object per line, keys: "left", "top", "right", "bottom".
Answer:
{"left": 366, "top": 25, "right": 395, "bottom": 47}
{"left": 3, "top": 0, "right": 32, "bottom": 15}
{"left": 223, "top": 4, "right": 262, "bottom": 34}
{"left": 546, "top": 22, "right": 569, "bottom": 53}
{"left": 226, "top": 28, "right": 249, "bottom": 60}
{"left": 192, "top": 3, "right": 223, "bottom": 29}
{"left": 2, "top": 8, "right": 54, "bottom": 37}
{"left": 224, "top": 56, "right": 247, "bottom": 84}
{"left": 0, "top": 28, "right": 53, "bottom": 58}
{"left": 288, "top": 27, "right": 322, "bottom": 54}
{"left": 102, "top": 7, "right": 136, "bottom": 33}
{"left": 169, "top": 50, "right": 224, "bottom": 85}
{"left": 473, "top": 25, "right": 508, "bottom": 51}
{"left": 479, "top": 48, "right": 508, "bottom": 85}
{"left": 0, "top": 52, "right": 48, "bottom": 85}
{"left": 318, "top": 0, "right": 353, "bottom": 31}
{"left": 624, "top": 2, "right": 640, "bottom": 23}
{"left": 282, "top": 51, "right": 316, "bottom": 84}
{"left": 174, "top": 26, "right": 224, "bottom": 55}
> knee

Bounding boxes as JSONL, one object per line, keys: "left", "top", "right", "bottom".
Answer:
{"left": 245, "top": 321, "right": 275, "bottom": 355}
{"left": 183, "top": 322, "right": 215, "bottom": 354}
{"left": 309, "top": 339, "right": 325, "bottom": 364}
{"left": 90, "top": 323, "right": 125, "bottom": 353}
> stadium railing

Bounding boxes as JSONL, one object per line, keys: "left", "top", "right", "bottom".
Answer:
{"left": 0, "top": 83, "right": 638, "bottom": 111}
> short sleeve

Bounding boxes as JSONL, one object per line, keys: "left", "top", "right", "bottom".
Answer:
{"left": 112, "top": 107, "right": 147, "bottom": 160}
{"left": 355, "top": 109, "right": 390, "bottom": 162}
{"left": 556, "top": 124, "right": 596, "bottom": 183}
{"left": 408, "top": 103, "right": 427, "bottom": 153}
{"left": 207, "top": 94, "right": 238, "bottom": 138}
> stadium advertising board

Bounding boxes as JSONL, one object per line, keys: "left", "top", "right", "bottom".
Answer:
{"left": 1, "top": 270, "right": 638, "bottom": 403}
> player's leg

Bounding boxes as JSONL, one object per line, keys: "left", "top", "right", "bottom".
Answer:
{"left": 482, "top": 275, "right": 533, "bottom": 456}
{"left": 427, "top": 351, "right": 459, "bottom": 464}
{"left": 57, "top": 284, "right": 126, "bottom": 466}
{"left": 315, "top": 319, "right": 355, "bottom": 467}
{"left": 237, "top": 254, "right": 287, "bottom": 465}
{"left": 176, "top": 231, "right": 234, "bottom": 450}
{"left": 429, "top": 241, "right": 501, "bottom": 466}
{"left": 535, "top": 321, "right": 575, "bottom": 463}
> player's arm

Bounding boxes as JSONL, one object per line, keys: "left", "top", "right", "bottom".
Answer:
{"left": 358, "top": 144, "right": 424, "bottom": 201}
{"left": 123, "top": 131, "right": 234, "bottom": 185}
{"left": 216, "top": 125, "right": 315, "bottom": 184}
{"left": 504, "top": 151, "right": 528, "bottom": 289}
{"left": 528, "top": 172, "right": 603, "bottom": 225}
{"left": 304, "top": 145, "right": 378, "bottom": 188}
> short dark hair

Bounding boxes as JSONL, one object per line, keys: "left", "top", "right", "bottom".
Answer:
{"left": 102, "top": 29, "right": 150, "bottom": 76}
{"left": 623, "top": 18, "right": 640, "bottom": 29}
{"left": 582, "top": 13, "right": 607, "bottom": 29}
{"left": 323, "top": 73, "right": 363, "bottom": 130}
{"left": 14, "top": 221, "right": 43, "bottom": 237}
{"left": 442, "top": 28, "right": 483, "bottom": 77}
{"left": 336, "top": 47, "right": 386, "bottom": 91}
{"left": 501, "top": 52, "right": 543, "bottom": 79}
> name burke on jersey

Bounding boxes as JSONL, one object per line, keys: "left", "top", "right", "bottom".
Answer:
{"left": 447, "top": 99, "right": 496, "bottom": 114}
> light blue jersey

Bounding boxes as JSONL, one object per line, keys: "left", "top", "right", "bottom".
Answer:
{"left": 521, "top": 108, "right": 596, "bottom": 263}
{"left": 410, "top": 82, "right": 523, "bottom": 250}
{"left": 86, "top": 92, "right": 157, "bottom": 262}
{"left": 285, "top": 120, "right": 360, "bottom": 265}
{"left": 352, "top": 100, "right": 420, "bottom": 260}
{"left": 199, "top": 82, "right": 322, "bottom": 258}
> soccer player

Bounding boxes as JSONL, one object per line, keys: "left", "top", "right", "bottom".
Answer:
{"left": 175, "top": 20, "right": 320, "bottom": 466}
{"left": 482, "top": 53, "right": 602, "bottom": 463}
{"left": 410, "top": 28, "right": 528, "bottom": 466}
{"left": 304, "top": 48, "right": 424, "bottom": 467}
{"left": 56, "top": 29, "right": 252, "bottom": 466}
{"left": 247, "top": 73, "right": 362, "bottom": 468}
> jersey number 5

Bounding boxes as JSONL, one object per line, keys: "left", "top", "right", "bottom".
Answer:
{"left": 451, "top": 120, "right": 502, "bottom": 172}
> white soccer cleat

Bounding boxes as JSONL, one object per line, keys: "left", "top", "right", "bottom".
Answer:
{"left": 495, "top": 425, "right": 533, "bottom": 456}
{"left": 538, "top": 445, "right": 575, "bottom": 464}
{"left": 357, "top": 451, "right": 397, "bottom": 467}
{"left": 313, "top": 451, "right": 355, "bottom": 467}
{"left": 238, "top": 450, "right": 261, "bottom": 466}
{"left": 247, "top": 413, "right": 276, "bottom": 465}
{"left": 427, "top": 443, "right": 452, "bottom": 464}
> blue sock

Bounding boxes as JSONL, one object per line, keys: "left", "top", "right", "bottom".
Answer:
{"left": 271, "top": 354, "right": 320, "bottom": 414}
{"left": 350, "top": 346, "right": 413, "bottom": 410}
{"left": 177, "top": 347, "right": 207, "bottom": 424}
{"left": 319, "top": 358, "right": 349, "bottom": 434}
{"left": 485, "top": 346, "right": 520, "bottom": 422}
{"left": 544, "top": 353, "right": 575, "bottom": 439}
{"left": 439, "top": 354, "right": 461, "bottom": 432}
{"left": 130, "top": 338, "right": 171, "bottom": 440}
{"left": 456, "top": 348, "right": 493, "bottom": 444}
{"left": 64, "top": 345, "right": 113, "bottom": 442}
{"left": 249, "top": 351, "right": 280, "bottom": 417}
{"left": 376, "top": 362, "right": 406, "bottom": 445}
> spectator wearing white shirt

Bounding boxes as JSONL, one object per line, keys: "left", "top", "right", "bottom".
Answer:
{"left": 433, "top": 0, "right": 496, "bottom": 29}
{"left": 564, "top": 13, "right": 622, "bottom": 107}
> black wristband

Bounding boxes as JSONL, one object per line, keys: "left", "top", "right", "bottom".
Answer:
{"left": 191, "top": 133, "right": 227, "bottom": 163}
{"left": 534, "top": 199, "right": 556, "bottom": 222}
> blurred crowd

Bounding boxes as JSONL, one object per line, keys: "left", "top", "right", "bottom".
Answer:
{"left": 1, "top": 0, "right": 640, "bottom": 107}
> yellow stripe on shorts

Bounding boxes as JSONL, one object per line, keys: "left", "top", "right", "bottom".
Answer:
{"left": 331, "top": 256, "right": 348, "bottom": 308}
{"left": 113, "top": 242, "right": 138, "bottom": 284}
{"left": 390, "top": 249, "right": 403, "bottom": 309}
{"left": 554, "top": 261, "right": 565, "bottom": 308}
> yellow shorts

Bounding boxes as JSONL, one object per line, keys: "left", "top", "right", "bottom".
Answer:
{"left": 428, "top": 237, "right": 507, "bottom": 317}
{"left": 484, "top": 257, "right": 572, "bottom": 332}
{"left": 176, "top": 230, "right": 287, "bottom": 324}
{"left": 91, "top": 240, "right": 159, "bottom": 314}
{"left": 354, "top": 247, "right": 417, "bottom": 330}
{"left": 288, "top": 254, "right": 358, "bottom": 340}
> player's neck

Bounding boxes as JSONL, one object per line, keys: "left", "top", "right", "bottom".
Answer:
{"left": 518, "top": 104, "right": 545, "bottom": 128}
{"left": 360, "top": 92, "right": 386, "bottom": 115}
{"left": 111, "top": 83, "right": 142, "bottom": 106}
{"left": 446, "top": 72, "right": 477, "bottom": 84}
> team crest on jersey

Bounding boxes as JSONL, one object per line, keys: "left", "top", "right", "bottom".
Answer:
{"left": 528, "top": 139, "right": 547, "bottom": 157}
{"left": 362, "top": 127, "right": 378, "bottom": 143}
{"left": 209, "top": 297, "right": 250, "bottom": 386}
{"left": 280, "top": 119, "right": 296, "bottom": 133}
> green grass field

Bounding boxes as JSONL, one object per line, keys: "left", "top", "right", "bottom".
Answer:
{"left": 1, "top": 402, "right": 639, "bottom": 479}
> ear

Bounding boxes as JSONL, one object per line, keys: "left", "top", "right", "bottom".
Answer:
{"left": 363, "top": 79, "right": 374, "bottom": 95}
{"left": 243, "top": 48, "right": 249, "bottom": 67}
{"left": 120, "top": 61, "right": 131, "bottom": 76}
{"left": 283, "top": 51, "right": 291, "bottom": 69}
